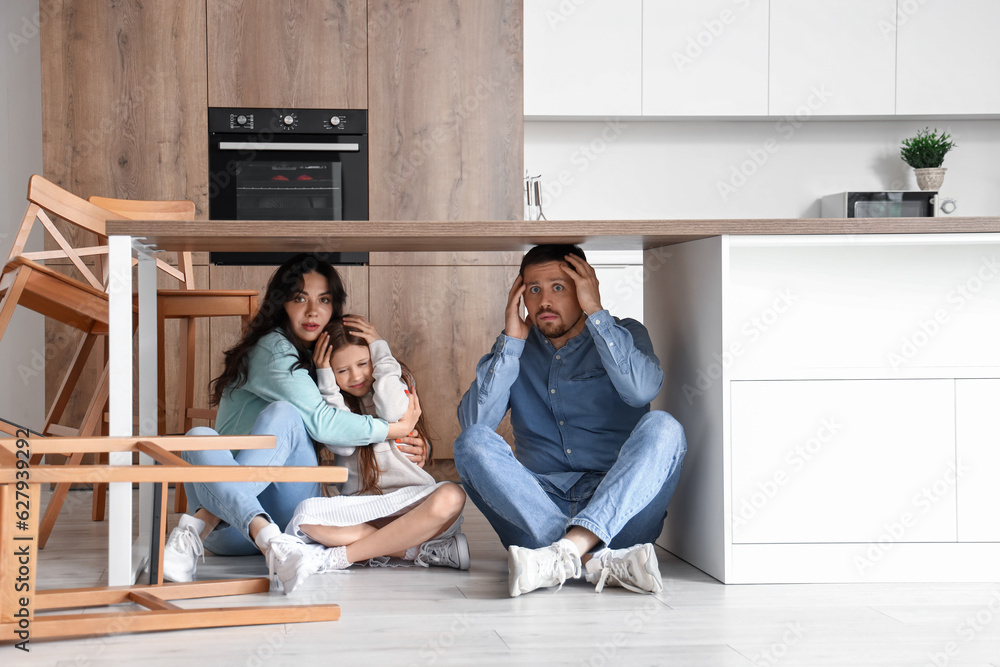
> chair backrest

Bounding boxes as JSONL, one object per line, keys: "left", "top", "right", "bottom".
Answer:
{"left": 87, "top": 195, "right": 198, "bottom": 290}
{"left": 6, "top": 175, "right": 118, "bottom": 290}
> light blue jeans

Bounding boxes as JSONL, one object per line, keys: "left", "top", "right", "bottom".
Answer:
{"left": 454, "top": 411, "right": 686, "bottom": 551}
{"left": 181, "top": 401, "right": 320, "bottom": 556}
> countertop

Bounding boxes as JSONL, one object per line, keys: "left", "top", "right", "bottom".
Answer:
{"left": 106, "top": 217, "right": 1000, "bottom": 253}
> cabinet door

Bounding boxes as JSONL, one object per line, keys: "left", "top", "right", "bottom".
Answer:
{"left": 897, "top": 0, "right": 1000, "bottom": 114}
{"left": 731, "top": 379, "right": 957, "bottom": 544}
{"left": 207, "top": 0, "right": 367, "bottom": 108}
{"left": 642, "top": 0, "right": 768, "bottom": 116}
{"left": 524, "top": 0, "right": 642, "bottom": 116}
{"left": 769, "top": 0, "right": 895, "bottom": 116}
{"left": 956, "top": 379, "right": 1000, "bottom": 542}
{"left": 369, "top": 265, "right": 519, "bottom": 458}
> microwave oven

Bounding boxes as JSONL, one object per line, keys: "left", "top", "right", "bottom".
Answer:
{"left": 821, "top": 191, "right": 958, "bottom": 218}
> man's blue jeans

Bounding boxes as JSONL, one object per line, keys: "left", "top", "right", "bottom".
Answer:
{"left": 454, "top": 411, "right": 686, "bottom": 550}
{"left": 181, "top": 401, "right": 320, "bottom": 555}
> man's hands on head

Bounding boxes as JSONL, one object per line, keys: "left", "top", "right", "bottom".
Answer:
{"left": 562, "top": 254, "right": 603, "bottom": 316}
{"left": 505, "top": 274, "right": 530, "bottom": 339}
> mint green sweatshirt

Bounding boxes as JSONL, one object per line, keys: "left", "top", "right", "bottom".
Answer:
{"left": 213, "top": 331, "right": 390, "bottom": 447}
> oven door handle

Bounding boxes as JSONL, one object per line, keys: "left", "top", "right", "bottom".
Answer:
{"left": 218, "top": 141, "right": 360, "bottom": 152}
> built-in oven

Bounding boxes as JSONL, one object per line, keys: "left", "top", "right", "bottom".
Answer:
{"left": 208, "top": 107, "right": 369, "bottom": 265}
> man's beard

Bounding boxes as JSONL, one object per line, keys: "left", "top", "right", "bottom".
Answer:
{"left": 536, "top": 310, "right": 582, "bottom": 339}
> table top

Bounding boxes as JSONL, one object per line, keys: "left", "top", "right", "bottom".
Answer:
{"left": 106, "top": 217, "right": 1000, "bottom": 252}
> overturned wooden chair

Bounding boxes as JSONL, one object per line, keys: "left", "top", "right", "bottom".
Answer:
{"left": 0, "top": 433, "right": 346, "bottom": 642}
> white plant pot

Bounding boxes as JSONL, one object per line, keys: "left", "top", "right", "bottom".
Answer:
{"left": 915, "top": 167, "right": 947, "bottom": 191}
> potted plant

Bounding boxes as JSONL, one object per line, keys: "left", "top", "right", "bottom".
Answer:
{"left": 900, "top": 127, "right": 956, "bottom": 191}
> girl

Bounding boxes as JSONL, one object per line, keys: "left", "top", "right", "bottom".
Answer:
{"left": 164, "top": 253, "right": 426, "bottom": 593}
{"left": 285, "top": 316, "right": 470, "bottom": 572}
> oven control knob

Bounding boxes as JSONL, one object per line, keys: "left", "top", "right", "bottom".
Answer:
{"left": 329, "top": 115, "right": 341, "bottom": 127}
{"left": 282, "top": 114, "right": 295, "bottom": 127}
{"left": 235, "top": 114, "right": 248, "bottom": 126}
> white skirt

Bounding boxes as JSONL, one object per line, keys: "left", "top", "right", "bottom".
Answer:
{"left": 285, "top": 482, "right": 459, "bottom": 542}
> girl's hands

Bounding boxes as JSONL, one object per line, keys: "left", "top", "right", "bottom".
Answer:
{"left": 343, "top": 315, "right": 382, "bottom": 345}
{"left": 313, "top": 331, "right": 332, "bottom": 369}
{"left": 386, "top": 388, "right": 421, "bottom": 440}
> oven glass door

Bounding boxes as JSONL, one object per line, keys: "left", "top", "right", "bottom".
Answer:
{"left": 209, "top": 135, "right": 368, "bottom": 222}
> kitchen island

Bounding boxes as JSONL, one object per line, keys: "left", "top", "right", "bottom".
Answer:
{"left": 106, "top": 217, "right": 1000, "bottom": 584}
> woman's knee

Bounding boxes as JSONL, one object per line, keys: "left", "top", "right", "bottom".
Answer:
{"left": 186, "top": 426, "right": 218, "bottom": 437}
{"left": 257, "top": 401, "right": 301, "bottom": 425}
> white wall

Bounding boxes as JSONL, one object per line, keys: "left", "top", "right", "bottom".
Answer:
{"left": 1, "top": 1, "right": 44, "bottom": 428}
{"left": 525, "top": 118, "right": 1000, "bottom": 220}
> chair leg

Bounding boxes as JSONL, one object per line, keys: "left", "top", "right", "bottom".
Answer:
{"left": 92, "top": 452, "right": 108, "bottom": 521}
{"left": 43, "top": 331, "right": 102, "bottom": 436}
{"left": 174, "top": 482, "right": 188, "bottom": 514}
{"left": 0, "top": 268, "right": 30, "bottom": 344}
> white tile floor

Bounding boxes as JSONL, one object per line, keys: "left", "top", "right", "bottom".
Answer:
{"left": 21, "top": 486, "right": 1000, "bottom": 666}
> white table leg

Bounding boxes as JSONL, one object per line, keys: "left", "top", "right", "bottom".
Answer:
{"left": 107, "top": 235, "right": 133, "bottom": 586}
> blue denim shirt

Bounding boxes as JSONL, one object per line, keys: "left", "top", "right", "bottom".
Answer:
{"left": 458, "top": 310, "right": 663, "bottom": 491}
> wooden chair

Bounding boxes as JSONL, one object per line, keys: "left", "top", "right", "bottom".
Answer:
{"left": 88, "top": 196, "right": 259, "bottom": 515}
{"left": 0, "top": 175, "right": 144, "bottom": 547}
{"left": 0, "top": 433, "right": 345, "bottom": 642}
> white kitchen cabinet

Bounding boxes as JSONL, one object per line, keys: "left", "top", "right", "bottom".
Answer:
{"left": 956, "top": 379, "right": 1000, "bottom": 542}
{"left": 897, "top": 0, "right": 1000, "bottom": 115}
{"left": 730, "top": 379, "right": 957, "bottom": 544}
{"left": 524, "top": 0, "right": 642, "bottom": 116}
{"left": 642, "top": 0, "right": 768, "bottom": 116}
{"left": 769, "top": 0, "right": 896, "bottom": 116}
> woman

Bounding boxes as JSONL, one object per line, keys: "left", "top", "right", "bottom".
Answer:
{"left": 163, "top": 253, "right": 424, "bottom": 593}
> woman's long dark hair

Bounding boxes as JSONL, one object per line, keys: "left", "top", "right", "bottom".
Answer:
{"left": 210, "top": 253, "right": 347, "bottom": 406}
{"left": 319, "top": 318, "right": 434, "bottom": 496}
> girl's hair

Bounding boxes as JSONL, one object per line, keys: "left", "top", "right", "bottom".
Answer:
{"left": 210, "top": 253, "right": 347, "bottom": 406}
{"left": 321, "top": 317, "right": 434, "bottom": 496}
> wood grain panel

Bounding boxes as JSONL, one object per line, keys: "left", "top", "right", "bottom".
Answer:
{"left": 367, "top": 0, "right": 523, "bottom": 266}
{"left": 40, "top": 0, "right": 209, "bottom": 423}
{"left": 207, "top": 0, "right": 368, "bottom": 109}
{"left": 207, "top": 264, "right": 369, "bottom": 415}
{"left": 369, "top": 265, "right": 520, "bottom": 458}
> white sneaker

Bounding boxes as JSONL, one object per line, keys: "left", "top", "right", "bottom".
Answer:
{"left": 162, "top": 514, "right": 205, "bottom": 583}
{"left": 415, "top": 533, "right": 470, "bottom": 570}
{"left": 585, "top": 543, "right": 662, "bottom": 594}
{"left": 255, "top": 524, "right": 313, "bottom": 595}
{"left": 507, "top": 539, "right": 581, "bottom": 597}
{"left": 313, "top": 545, "right": 352, "bottom": 573}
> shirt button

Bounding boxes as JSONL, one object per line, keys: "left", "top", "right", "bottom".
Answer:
{"left": 555, "top": 355, "right": 561, "bottom": 360}
{"left": 550, "top": 389, "right": 556, "bottom": 394}
{"left": 566, "top": 449, "right": 572, "bottom": 454}
{"left": 559, "top": 420, "right": 564, "bottom": 426}
{"left": 609, "top": 342, "right": 614, "bottom": 347}
{"left": 489, "top": 369, "right": 494, "bottom": 373}
{"left": 595, "top": 319, "right": 601, "bottom": 325}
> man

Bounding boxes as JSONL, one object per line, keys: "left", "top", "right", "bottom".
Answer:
{"left": 455, "top": 244, "right": 686, "bottom": 597}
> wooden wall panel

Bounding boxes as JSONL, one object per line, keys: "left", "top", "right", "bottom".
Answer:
{"left": 207, "top": 0, "right": 368, "bottom": 109}
{"left": 368, "top": 0, "right": 524, "bottom": 266}
{"left": 369, "top": 264, "right": 519, "bottom": 458}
